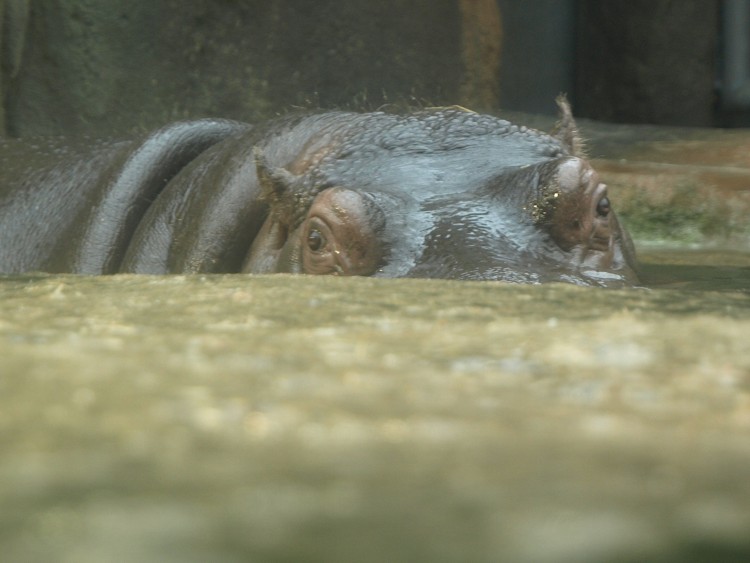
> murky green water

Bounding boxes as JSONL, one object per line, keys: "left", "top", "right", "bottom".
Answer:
{"left": 1, "top": 250, "right": 749, "bottom": 562}
{"left": 639, "top": 248, "right": 750, "bottom": 292}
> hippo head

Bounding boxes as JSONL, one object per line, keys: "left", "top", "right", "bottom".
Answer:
{"left": 404, "top": 155, "right": 639, "bottom": 285}
{"left": 242, "top": 101, "right": 638, "bottom": 287}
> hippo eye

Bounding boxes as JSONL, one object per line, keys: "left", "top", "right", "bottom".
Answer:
{"left": 596, "top": 196, "right": 611, "bottom": 217}
{"left": 306, "top": 228, "right": 325, "bottom": 252}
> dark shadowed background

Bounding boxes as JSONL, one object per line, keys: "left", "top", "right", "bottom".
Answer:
{"left": 0, "top": 0, "right": 732, "bottom": 138}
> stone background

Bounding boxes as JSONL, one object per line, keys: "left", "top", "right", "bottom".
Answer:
{"left": 0, "top": 0, "right": 727, "bottom": 137}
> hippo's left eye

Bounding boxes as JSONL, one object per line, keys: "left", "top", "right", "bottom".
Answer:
{"left": 306, "top": 228, "right": 326, "bottom": 252}
{"left": 596, "top": 196, "right": 611, "bottom": 217}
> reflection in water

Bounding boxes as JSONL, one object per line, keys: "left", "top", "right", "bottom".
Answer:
{"left": 638, "top": 248, "right": 750, "bottom": 292}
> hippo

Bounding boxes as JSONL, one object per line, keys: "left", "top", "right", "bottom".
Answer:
{"left": 0, "top": 98, "right": 638, "bottom": 286}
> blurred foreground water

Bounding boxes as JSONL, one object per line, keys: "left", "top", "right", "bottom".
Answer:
{"left": 1, "top": 248, "right": 749, "bottom": 562}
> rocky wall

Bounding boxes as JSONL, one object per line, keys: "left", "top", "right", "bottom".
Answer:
{"left": 0, "top": 0, "right": 502, "bottom": 137}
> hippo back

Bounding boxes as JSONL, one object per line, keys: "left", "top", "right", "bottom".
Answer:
{"left": 0, "top": 119, "right": 247, "bottom": 273}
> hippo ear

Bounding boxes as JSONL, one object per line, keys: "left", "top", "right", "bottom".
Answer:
{"left": 551, "top": 95, "right": 586, "bottom": 157}
{"left": 253, "top": 146, "right": 299, "bottom": 223}
{"left": 253, "top": 146, "right": 296, "bottom": 202}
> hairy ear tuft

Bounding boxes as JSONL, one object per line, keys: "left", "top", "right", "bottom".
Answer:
{"left": 254, "top": 147, "right": 296, "bottom": 201}
{"left": 551, "top": 95, "right": 586, "bottom": 157}
{"left": 253, "top": 146, "right": 300, "bottom": 224}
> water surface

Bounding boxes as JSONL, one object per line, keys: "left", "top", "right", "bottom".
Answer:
{"left": 1, "top": 249, "right": 749, "bottom": 562}
{"left": 639, "top": 247, "right": 750, "bottom": 292}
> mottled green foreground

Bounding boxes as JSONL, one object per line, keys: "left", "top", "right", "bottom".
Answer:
{"left": 1, "top": 267, "right": 749, "bottom": 562}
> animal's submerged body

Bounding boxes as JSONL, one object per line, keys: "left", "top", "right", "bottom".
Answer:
{"left": 0, "top": 100, "right": 639, "bottom": 286}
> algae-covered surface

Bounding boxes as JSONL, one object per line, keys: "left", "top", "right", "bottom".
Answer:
{"left": 1, "top": 261, "right": 749, "bottom": 562}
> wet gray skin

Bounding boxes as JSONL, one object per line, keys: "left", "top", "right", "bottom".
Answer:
{"left": 255, "top": 155, "right": 637, "bottom": 286}
{"left": 0, "top": 99, "right": 638, "bottom": 286}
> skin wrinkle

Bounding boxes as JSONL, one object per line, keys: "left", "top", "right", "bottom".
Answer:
{"left": 288, "top": 132, "right": 340, "bottom": 176}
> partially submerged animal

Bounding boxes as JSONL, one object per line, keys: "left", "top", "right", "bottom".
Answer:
{"left": 0, "top": 98, "right": 638, "bottom": 286}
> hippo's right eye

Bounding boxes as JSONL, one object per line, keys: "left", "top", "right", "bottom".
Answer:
{"left": 301, "top": 187, "right": 383, "bottom": 277}
{"left": 306, "top": 228, "right": 326, "bottom": 252}
{"left": 596, "top": 196, "right": 611, "bottom": 217}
